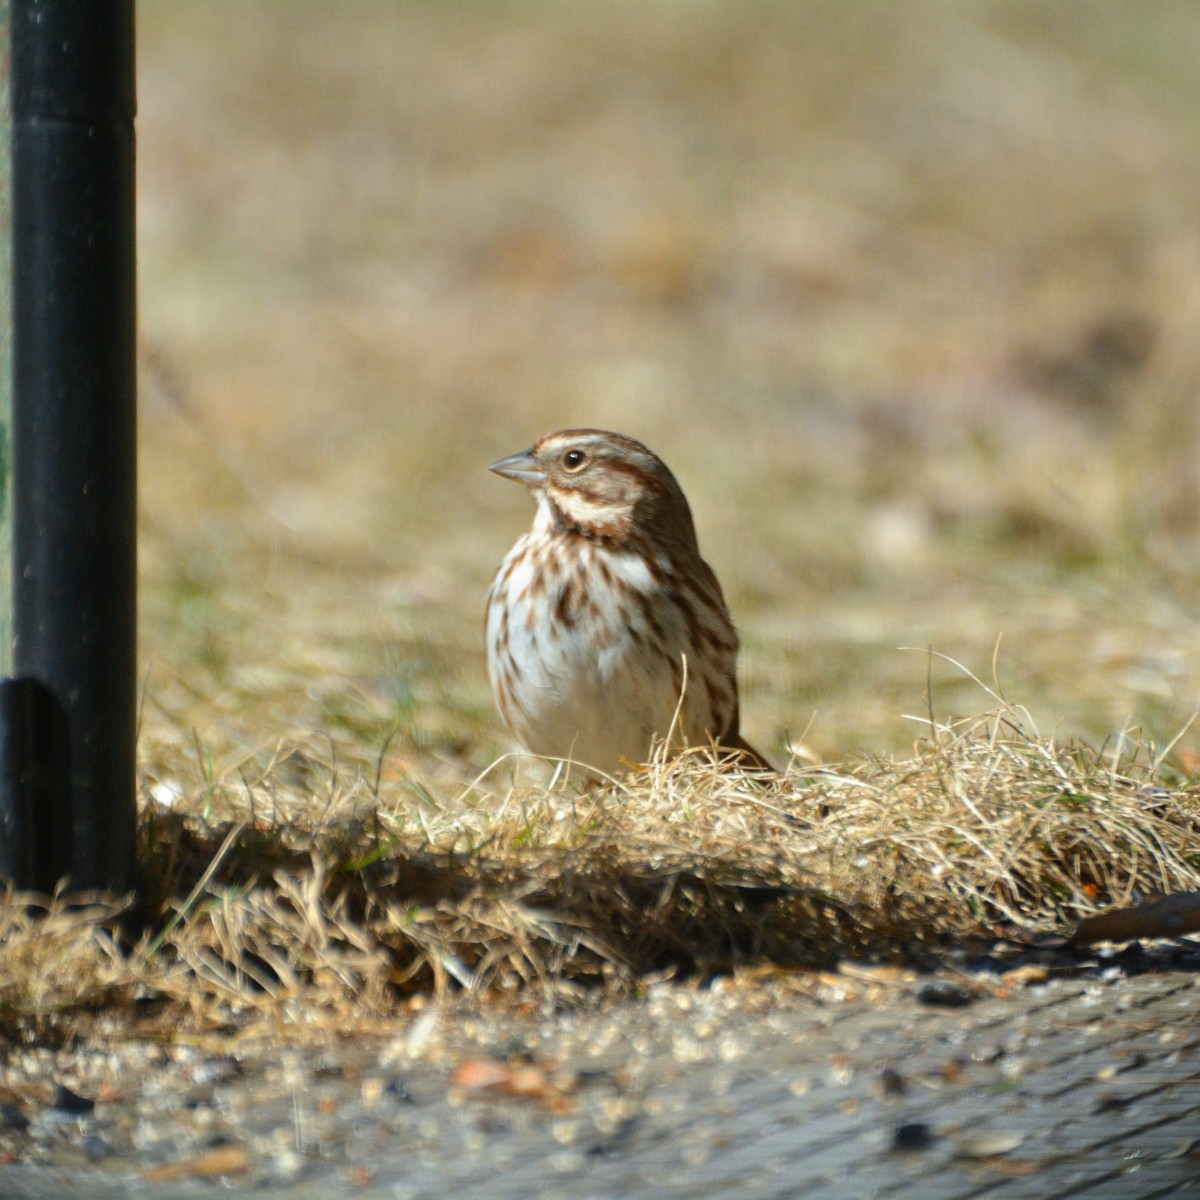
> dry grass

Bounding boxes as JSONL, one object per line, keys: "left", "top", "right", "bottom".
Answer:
{"left": 10, "top": 2, "right": 1200, "bottom": 1041}
{"left": 4, "top": 693, "right": 1198, "bottom": 1039}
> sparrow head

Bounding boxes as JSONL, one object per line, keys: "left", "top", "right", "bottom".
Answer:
{"left": 490, "top": 429, "right": 697, "bottom": 547}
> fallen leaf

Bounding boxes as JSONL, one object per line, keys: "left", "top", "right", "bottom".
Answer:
{"left": 452, "top": 1058, "right": 511, "bottom": 1090}
{"left": 940, "top": 1058, "right": 968, "bottom": 1083}
{"left": 143, "top": 1145, "right": 250, "bottom": 1181}
{"left": 999, "top": 965, "right": 1048, "bottom": 988}
{"left": 984, "top": 1156, "right": 1042, "bottom": 1176}
{"left": 451, "top": 1057, "right": 576, "bottom": 1112}
{"left": 837, "top": 963, "right": 915, "bottom": 985}
{"left": 1071, "top": 890, "right": 1200, "bottom": 945}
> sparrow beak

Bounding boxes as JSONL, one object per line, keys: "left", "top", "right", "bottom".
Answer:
{"left": 489, "top": 447, "right": 545, "bottom": 486}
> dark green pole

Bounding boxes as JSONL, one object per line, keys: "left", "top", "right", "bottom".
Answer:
{"left": 1, "top": 0, "right": 137, "bottom": 894}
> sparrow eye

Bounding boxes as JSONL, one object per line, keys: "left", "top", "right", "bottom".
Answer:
{"left": 562, "top": 448, "right": 588, "bottom": 472}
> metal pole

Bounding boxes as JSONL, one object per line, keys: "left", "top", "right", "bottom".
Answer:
{"left": 2, "top": 0, "right": 137, "bottom": 894}
{"left": 0, "top": 0, "right": 11, "bottom": 674}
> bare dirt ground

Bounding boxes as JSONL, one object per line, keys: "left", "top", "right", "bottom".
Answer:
{"left": 4, "top": 946, "right": 1200, "bottom": 1198}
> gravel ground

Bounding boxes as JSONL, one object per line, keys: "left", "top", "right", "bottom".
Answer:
{"left": 2, "top": 943, "right": 1199, "bottom": 1199}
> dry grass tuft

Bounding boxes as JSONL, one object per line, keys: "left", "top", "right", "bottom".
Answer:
{"left": 0, "top": 894, "right": 134, "bottom": 1043}
{"left": 4, "top": 701, "right": 1198, "bottom": 1037}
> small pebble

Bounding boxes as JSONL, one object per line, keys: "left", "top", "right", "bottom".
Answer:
{"left": 0, "top": 1103, "right": 30, "bottom": 1132}
{"left": 916, "top": 981, "right": 974, "bottom": 1008}
{"left": 49, "top": 1085, "right": 95, "bottom": 1116}
{"left": 892, "top": 1122, "right": 934, "bottom": 1152}
{"left": 83, "top": 1133, "right": 112, "bottom": 1162}
{"left": 955, "top": 1132, "right": 1024, "bottom": 1158}
{"left": 186, "top": 1056, "right": 242, "bottom": 1086}
{"left": 267, "top": 1148, "right": 305, "bottom": 1184}
{"left": 971, "top": 1044, "right": 1006, "bottom": 1064}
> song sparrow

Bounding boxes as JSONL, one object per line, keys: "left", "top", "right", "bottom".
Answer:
{"left": 486, "top": 429, "right": 771, "bottom": 776}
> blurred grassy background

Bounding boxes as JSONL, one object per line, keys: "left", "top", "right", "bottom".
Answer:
{"left": 135, "top": 0, "right": 1200, "bottom": 792}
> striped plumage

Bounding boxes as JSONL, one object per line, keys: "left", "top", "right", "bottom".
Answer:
{"left": 485, "top": 429, "right": 770, "bottom": 776}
